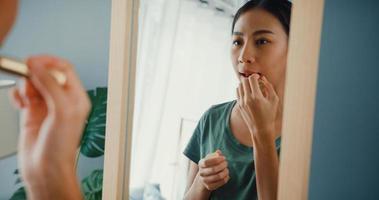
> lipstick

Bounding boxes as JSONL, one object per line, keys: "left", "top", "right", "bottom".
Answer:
{"left": 0, "top": 56, "right": 67, "bottom": 85}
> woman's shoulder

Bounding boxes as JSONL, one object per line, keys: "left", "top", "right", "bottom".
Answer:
{"left": 197, "top": 100, "right": 236, "bottom": 127}
{"left": 205, "top": 100, "right": 236, "bottom": 118}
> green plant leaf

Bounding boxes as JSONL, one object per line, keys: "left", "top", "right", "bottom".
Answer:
{"left": 15, "top": 177, "right": 22, "bottom": 185}
{"left": 9, "top": 187, "right": 26, "bottom": 200}
{"left": 81, "top": 88, "right": 107, "bottom": 157}
{"left": 81, "top": 169, "right": 103, "bottom": 200}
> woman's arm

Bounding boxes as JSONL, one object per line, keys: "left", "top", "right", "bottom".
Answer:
{"left": 11, "top": 56, "right": 90, "bottom": 200}
{"left": 252, "top": 129, "right": 279, "bottom": 200}
{"left": 236, "top": 74, "right": 281, "bottom": 200}
{"left": 24, "top": 164, "right": 82, "bottom": 200}
{"left": 184, "top": 162, "right": 211, "bottom": 200}
{"left": 184, "top": 152, "right": 230, "bottom": 200}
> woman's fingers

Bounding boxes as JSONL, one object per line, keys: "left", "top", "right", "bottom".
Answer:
{"left": 9, "top": 79, "right": 43, "bottom": 109}
{"left": 199, "top": 155, "right": 225, "bottom": 168}
{"left": 197, "top": 150, "right": 230, "bottom": 191}
{"left": 20, "top": 79, "right": 44, "bottom": 107}
{"left": 248, "top": 74, "right": 263, "bottom": 98}
{"left": 238, "top": 83, "right": 244, "bottom": 98}
{"left": 259, "top": 79, "right": 268, "bottom": 98}
{"left": 28, "top": 56, "right": 87, "bottom": 95}
{"left": 9, "top": 88, "right": 25, "bottom": 109}
{"left": 238, "top": 83, "right": 245, "bottom": 110}
{"left": 261, "top": 76, "right": 278, "bottom": 102}
{"left": 32, "top": 56, "right": 91, "bottom": 114}
{"left": 199, "top": 162, "right": 230, "bottom": 191}
{"left": 204, "top": 175, "right": 230, "bottom": 191}
{"left": 241, "top": 77, "right": 252, "bottom": 97}
{"left": 27, "top": 58, "right": 65, "bottom": 108}
{"left": 202, "top": 167, "right": 229, "bottom": 183}
{"left": 199, "top": 160, "right": 228, "bottom": 176}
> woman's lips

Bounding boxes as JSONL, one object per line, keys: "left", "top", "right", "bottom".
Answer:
{"left": 239, "top": 73, "right": 249, "bottom": 78}
{"left": 239, "top": 72, "right": 262, "bottom": 78}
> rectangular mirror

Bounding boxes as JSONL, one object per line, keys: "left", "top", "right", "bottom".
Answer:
{"left": 103, "top": 0, "right": 326, "bottom": 199}
{"left": 0, "top": 80, "right": 18, "bottom": 159}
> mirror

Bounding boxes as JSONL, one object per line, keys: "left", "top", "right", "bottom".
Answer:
{"left": 0, "top": 0, "right": 327, "bottom": 198}
{"left": 0, "top": 80, "right": 18, "bottom": 159}
{"left": 129, "top": 0, "right": 291, "bottom": 199}
{"left": 0, "top": 1, "right": 111, "bottom": 199}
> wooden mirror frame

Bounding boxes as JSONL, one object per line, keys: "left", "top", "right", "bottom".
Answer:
{"left": 102, "top": 0, "right": 325, "bottom": 199}
{"left": 102, "top": 0, "right": 139, "bottom": 199}
{"left": 277, "top": 0, "right": 325, "bottom": 199}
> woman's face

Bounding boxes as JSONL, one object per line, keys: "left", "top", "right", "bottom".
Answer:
{"left": 231, "top": 8, "right": 288, "bottom": 100}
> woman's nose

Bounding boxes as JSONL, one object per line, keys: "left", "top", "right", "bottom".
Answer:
{"left": 238, "top": 45, "right": 255, "bottom": 64}
{"left": 239, "top": 57, "right": 254, "bottom": 64}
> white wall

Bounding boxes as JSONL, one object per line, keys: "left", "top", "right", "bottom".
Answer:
{"left": 0, "top": 0, "right": 111, "bottom": 89}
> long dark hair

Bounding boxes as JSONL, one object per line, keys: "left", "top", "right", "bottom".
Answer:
{"left": 231, "top": 0, "right": 292, "bottom": 35}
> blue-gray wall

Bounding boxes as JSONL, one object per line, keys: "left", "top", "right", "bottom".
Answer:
{"left": 0, "top": 0, "right": 111, "bottom": 198}
{"left": 309, "top": 0, "right": 379, "bottom": 199}
{"left": 0, "top": 0, "right": 111, "bottom": 89}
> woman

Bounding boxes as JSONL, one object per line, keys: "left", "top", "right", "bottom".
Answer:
{"left": 183, "top": 0, "right": 291, "bottom": 199}
{"left": 1, "top": 0, "right": 90, "bottom": 199}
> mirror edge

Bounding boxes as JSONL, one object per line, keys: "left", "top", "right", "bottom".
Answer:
{"left": 278, "top": 0, "right": 325, "bottom": 200}
{"left": 102, "top": 0, "right": 140, "bottom": 199}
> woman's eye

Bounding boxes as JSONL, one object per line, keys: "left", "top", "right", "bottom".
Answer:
{"left": 256, "top": 39, "right": 269, "bottom": 46}
{"left": 233, "top": 40, "right": 242, "bottom": 46}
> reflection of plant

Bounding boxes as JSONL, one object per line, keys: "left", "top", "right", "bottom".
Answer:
{"left": 9, "top": 187, "right": 26, "bottom": 200}
{"left": 10, "top": 87, "right": 108, "bottom": 200}
{"left": 81, "top": 88, "right": 107, "bottom": 158}
{"left": 82, "top": 170, "right": 104, "bottom": 199}
{"left": 79, "top": 87, "right": 107, "bottom": 200}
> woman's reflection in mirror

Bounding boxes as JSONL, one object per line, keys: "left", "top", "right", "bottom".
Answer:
{"left": 183, "top": 0, "right": 292, "bottom": 199}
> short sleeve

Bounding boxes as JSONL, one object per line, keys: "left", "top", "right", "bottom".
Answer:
{"left": 183, "top": 111, "right": 209, "bottom": 164}
{"left": 183, "top": 124, "right": 201, "bottom": 164}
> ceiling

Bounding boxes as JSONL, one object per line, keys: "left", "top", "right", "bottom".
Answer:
{"left": 191, "top": 0, "right": 248, "bottom": 17}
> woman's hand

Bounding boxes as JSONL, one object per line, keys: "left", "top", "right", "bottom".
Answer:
{"left": 236, "top": 73, "right": 280, "bottom": 143}
{"left": 197, "top": 150, "right": 230, "bottom": 191}
{"left": 10, "top": 55, "right": 91, "bottom": 200}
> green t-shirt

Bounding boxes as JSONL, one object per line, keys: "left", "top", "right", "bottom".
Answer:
{"left": 183, "top": 100, "right": 281, "bottom": 200}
